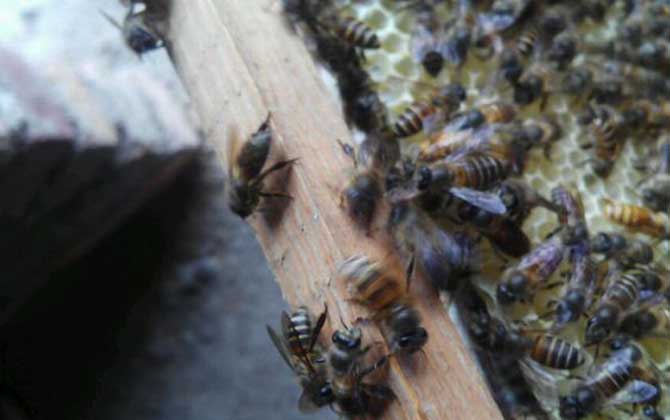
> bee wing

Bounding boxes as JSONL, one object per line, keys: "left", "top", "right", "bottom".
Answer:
{"left": 225, "top": 124, "right": 243, "bottom": 180}
{"left": 605, "top": 379, "right": 661, "bottom": 407}
{"left": 450, "top": 187, "right": 507, "bottom": 214}
{"left": 266, "top": 325, "right": 296, "bottom": 371}
{"left": 308, "top": 304, "right": 328, "bottom": 352}
{"left": 518, "top": 359, "right": 561, "bottom": 412}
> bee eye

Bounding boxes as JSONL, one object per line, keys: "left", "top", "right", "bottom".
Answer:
{"left": 319, "top": 384, "right": 333, "bottom": 398}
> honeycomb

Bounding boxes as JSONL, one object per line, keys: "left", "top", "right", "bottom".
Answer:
{"left": 294, "top": 1, "right": 670, "bottom": 419}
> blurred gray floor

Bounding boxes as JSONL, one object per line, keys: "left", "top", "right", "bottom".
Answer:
{"left": 0, "top": 2, "right": 334, "bottom": 419}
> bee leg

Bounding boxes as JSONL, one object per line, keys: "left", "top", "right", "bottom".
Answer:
{"left": 539, "top": 92, "right": 549, "bottom": 112}
{"left": 358, "top": 354, "right": 390, "bottom": 379}
{"left": 255, "top": 158, "right": 299, "bottom": 183}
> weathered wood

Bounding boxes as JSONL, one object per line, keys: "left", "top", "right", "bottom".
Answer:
{"left": 164, "top": 1, "right": 502, "bottom": 419}
{"left": 0, "top": 48, "right": 201, "bottom": 324}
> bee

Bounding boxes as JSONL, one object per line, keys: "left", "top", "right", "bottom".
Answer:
{"left": 560, "top": 340, "right": 663, "bottom": 420}
{"left": 497, "top": 49, "right": 525, "bottom": 86}
{"left": 102, "top": 3, "right": 164, "bottom": 55}
{"left": 388, "top": 202, "right": 475, "bottom": 292}
{"left": 338, "top": 255, "right": 428, "bottom": 354}
{"left": 513, "top": 62, "right": 556, "bottom": 107}
{"left": 546, "top": 33, "right": 578, "bottom": 68}
{"left": 620, "top": 304, "right": 670, "bottom": 340}
{"left": 590, "top": 232, "right": 654, "bottom": 268}
{"left": 602, "top": 198, "right": 670, "bottom": 239}
{"left": 582, "top": 105, "right": 626, "bottom": 177}
{"left": 515, "top": 25, "right": 539, "bottom": 58}
{"left": 226, "top": 114, "right": 297, "bottom": 218}
{"left": 551, "top": 185, "right": 590, "bottom": 246}
{"left": 323, "top": 14, "right": 381, "bottom": 49}
{"left": 266, "top": 306, "right": 334, "bottom": 412}
{"left": 584, "top": 268, "right": 664, "bottom": 345}
{"left": 521, "top": 116, "right": 561, "bottom": 157}
{"left": 497, "top": 179, "right": 558, "bottom": 226}
{"left": 392, "top": 82, "right": 467, "bottom": 138}
{"left": 423, "top": 152, "right": 511, "bottom": 192}
{"left": 553, "top": 248, "right": 597, "bottom": 328}
{"left": 409, "top": 2, "right": 473, "bottom": 76}
{"left": 477, "top": 0, "right": 534, "bottom": 36}
{"left": 453, "top": 200, "right": 531, "bottom": 258}
{"left": 636, "top": 141, "right": 670, "bottom": 212}
{"left": 496, "top": 236, "right": 566, "bottom": 305}
{"left": 327, "top": 327, "right": 395, "bottom": 418}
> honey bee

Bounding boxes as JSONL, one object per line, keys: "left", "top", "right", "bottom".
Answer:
{"left": 388, "top": 202, "right": 475, "bottom": 292}
{"left": 267, "top": 306, "right": 334, "bottom": 412}
{"left": 496, "top": 236, "right": 566, "bottom": 305}
{"left": 602, "top": 198, "right": 670, "bottom": 239}
{"left": 584, "top": 268, "right": 665, "bottom": 345}
{"left": 590, "top": 232, "right": 654, "bottom": 268}
{"left": 551, "top": 185, "right": 590, "bottom": 246}
{"left": 409, "top": 2, "right": 472, "bottom": 76}
{"left": 513, "top": 62, "right": 556, "bottom": 107}
{"left": 392, "top": 82, "right": 467, "bottom": 138}
{"left": 546, "top": 33, "right": 578, "bottom": 68}
{"left": 226, "top": 114, "right": 297, "bottom": 218}
{"left": 620, "top": 303, "right": 670, "bottom": 340}
{"left": 582, "top": 105, "right": 627, "bottom": 177}
{"left": 102, "top": 3, "right": 164, "bottom": 55}
{"left": 327, "top": 327, "right": 395, "bottom": 418}
{"left": 560, "top": 340, "right": 663, "bottom": 420}
{"left": 498, "top": 179, "right": 558, "bottom": 225}
{"left": 521, "top": 116, "right": 562, "bottom": 157}
{"left": 338, "top": 255, "right": 428, "bottom": 354}
{"left": 323, "top": 14, "right": 381, "bottom": 49}
{"left": 422, "top": 152, "right": 511, "bottom": 192}
{"left": 477, "top": 0, "right": 534, "bottom": 36}
{"left": 497, "top": 49, "right": 525, "bottom": 86}
{"left": 515, "top": 25, "right": 539, "bottom": 58}
{"left": 636, "top": 141, "right": 670, "bottom": 212}
{"left": 458, "top": 285, "right": 550, "bottom": 419}
{"left": 553, "top": 248, "right": 597, "bottom": 328}
{"left": 453, "top": 200, "right": 531, "bottom": 258}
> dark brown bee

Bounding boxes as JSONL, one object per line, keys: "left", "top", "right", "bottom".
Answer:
{"left": 226, "top": 114, "right": 297, "bottom": 218}
{"left": 339, "top": 255, "right": 428, "bottom": 354}
{"left": 392, "top": 83, "right": 466, "bottom": 138}
{"left": 560, "top": 341, "right": 662, "bottom": 420}
{"left": 620, "top": 303, "right": 670, "bottom": 340}
{"left": 102, "top": 3, "right": 164, "bottom": 55}
{"left": 546, "top": 33, "right": 578, "bottom": 68}
{"left": 328, "top": 327, "right": 395, "bottom": 418}
{"left": 497, "top": 236, "right": 566, "bottom": 305}
{"left": 513, "top": 63, "right": 556, "bottom": 107}
{"left": 325, "top": 15, "right": 381, "bottom": 49}
{"left": 584, "top": 268, "right": 665, "bottom": 345}
{"left": 590, "top": 232, "right": 654, "bottom": 268}
{"left": 267, "top": 306, "right": 334, "bottom": 412}
{"left": 602, "top": 198, "right": 670, "bottom": 239}
{"left": 388, "top": 202, "right": 474, "bottom": 292}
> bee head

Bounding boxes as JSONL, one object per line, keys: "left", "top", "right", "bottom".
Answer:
{"left": 396, "top": 328, "right": 428, "bottom": 354}
{"left": 559, "top": 386, "right": 595, "bottom": 419}
{"left": 422, "top": 51, "right": 444, "bottom": 78}
{"left": 585, "top": 305, "right": 617, "bottom": 345}
{"left": 556, "top": 290, "right": 585, "bottom": 324}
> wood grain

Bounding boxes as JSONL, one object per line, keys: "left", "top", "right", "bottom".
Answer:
{"left": 165, "top": 1, "right": 502, "bottom": 419}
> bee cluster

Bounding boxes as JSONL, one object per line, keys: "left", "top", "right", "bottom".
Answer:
{"left": 221, "top": 0, "right": 670, "bottom": 419}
